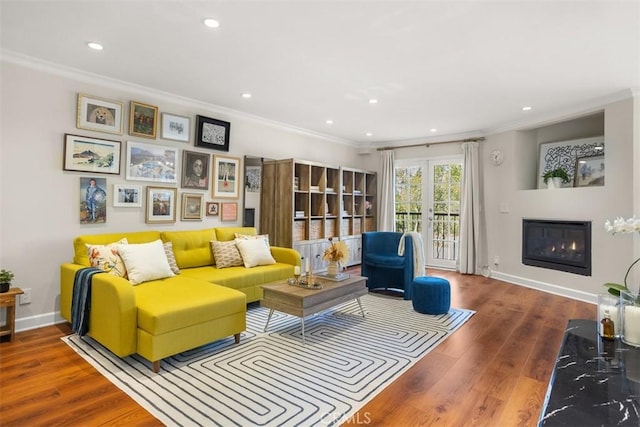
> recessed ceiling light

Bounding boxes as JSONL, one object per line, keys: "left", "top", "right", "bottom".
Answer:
{"left": 522, "top": 106, "right": 532, "bottom": 111}
{"left": 430, "top": 128, "right": 437, "bottom": 132}
{"left": 368, "top": 99, "right": 378, "bottom": 104}
{"left": 326, "top": 119, "right": 334, "bottom": 125}
{"left": 204, "top": 18, "right": 220, "bottom": 28}
{"left": 241, "top": 93, "right": 252, "bottom": 99}
{"left": 366, "top": 132, "right": 373, "bottom": 137}
{"left": 87, "top": 42, "right": 103, "bottom": 50}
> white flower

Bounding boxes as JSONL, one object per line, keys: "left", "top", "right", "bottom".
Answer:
{"left": 605, "top": 216, "right": 640, "bottom": 234}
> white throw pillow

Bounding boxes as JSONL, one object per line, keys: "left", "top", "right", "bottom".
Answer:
{"left": 235, "top": 238, "right": 276, "bottom": 268}
{"left": 117, "top": 240, "right": 175, "bottom": 285}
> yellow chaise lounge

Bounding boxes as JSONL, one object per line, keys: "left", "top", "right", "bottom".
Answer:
{"left": 60, "top": 227, "right": 300, "bottom": 372}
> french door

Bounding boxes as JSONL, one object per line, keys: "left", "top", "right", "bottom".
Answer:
{"left": 395, "top": 158, "right": 462, "bottom": 269}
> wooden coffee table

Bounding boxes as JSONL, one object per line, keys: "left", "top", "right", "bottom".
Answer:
{"left": 261, "top": 275, "right": 368, "bottom": 344}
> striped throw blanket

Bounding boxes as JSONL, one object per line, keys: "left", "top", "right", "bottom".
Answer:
{"left": 71, "top": 267, "right": 102, "bottom": 336}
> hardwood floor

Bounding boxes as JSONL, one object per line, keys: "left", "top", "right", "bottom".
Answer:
{"left": 0, "top": 270, "right": 595, "bottom": 426}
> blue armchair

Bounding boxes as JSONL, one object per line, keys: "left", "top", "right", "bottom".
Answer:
{"left": 361, "top": 232, "right": 414, "bottom": 300}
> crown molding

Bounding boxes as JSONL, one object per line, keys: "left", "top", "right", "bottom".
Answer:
{"left": 0, "top": 49, "right": 358, "bottom": 147}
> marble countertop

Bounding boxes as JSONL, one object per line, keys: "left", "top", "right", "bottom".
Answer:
{"left": 539, "top": 319, "right": 639, "bottom": 426}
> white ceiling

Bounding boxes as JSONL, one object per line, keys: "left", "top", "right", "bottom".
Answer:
{"left": 2, "top": 1, "right": 639, "bottom": 146}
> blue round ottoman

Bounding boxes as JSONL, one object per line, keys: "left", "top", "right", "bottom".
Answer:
{"left": 412, "top": 276, "right": 451, "bottom": 315}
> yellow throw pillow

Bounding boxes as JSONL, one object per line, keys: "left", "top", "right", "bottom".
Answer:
{"left": 211, "top": 241, "right": 244, "bottom": 268}
{"left": 86, "top": 238, "right": 128, "bottom": 278}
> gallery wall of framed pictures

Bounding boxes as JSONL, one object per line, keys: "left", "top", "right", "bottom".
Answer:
{"left": 67, "top": 92, "right": 240, "bottom": 224}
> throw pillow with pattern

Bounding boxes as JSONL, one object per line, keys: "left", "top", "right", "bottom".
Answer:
{"left": 86, "top": 238, "right": 128, "bottom": 278}
{"left": 211, "top": 240, "right": 244, "bottom": 268}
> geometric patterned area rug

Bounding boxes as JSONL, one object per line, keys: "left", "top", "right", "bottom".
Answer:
{"left": 62, "top": 293, "right": 474, "bottom": 427}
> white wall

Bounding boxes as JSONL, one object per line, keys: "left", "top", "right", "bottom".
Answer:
{"left": 0, "top": 58, "right": 365, "bottom": 330}
{"left": 482, "top": 98, "right": 636, "bottom": 302}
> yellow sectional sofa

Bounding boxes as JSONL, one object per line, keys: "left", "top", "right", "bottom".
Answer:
{"left": 60, "top": 226, "right": 300, "bottom": 372}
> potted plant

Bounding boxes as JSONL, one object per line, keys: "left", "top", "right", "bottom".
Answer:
{"left": 542, "top": 168, "right": 570, "bottom": 189}
{"left": 0, "top": 269, "right": 15, "bottom": 293}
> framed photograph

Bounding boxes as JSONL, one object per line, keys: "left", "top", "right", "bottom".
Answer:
{"left": 181, "top": 150, "right": 210, "bottom": 189}
{"left": 80, "top": 177, "right": 107, "bottom": 224}
{"left": 245, "top": 165, "right": 261, "bottom": 192}
{"left": 161, "top": 112, "right": 190, "bottom": 142}
{"left": 113, "top": 184, "right": 142, "bottom": 207}
{"left": 126, "top": 141, "right": 178, "bottom": 183}
{"left": 181, "top": 193, "right": 203, "bottom": 220}
{"left": 76, "top": 93, "right": 124, "bottom": 135}
{"left": 195, "top": 115, "right": 231, "bottom": 151}
{"left": 220, "top": 202, "right": 238, "bottom": 222}
{"left": 537, "top": 136, "right": 604, "bottom": 189}
{"left": 130, "top": 101, "right": 158, "bottom": 139}
{"left": 574, "top": 155, "right": 605, "bottom": 187}
{"left": 146, "top": 186, "right": 176, "bottom": 223}
{"left": 212, "top": 155, "right": 241, "bottom": 199}
{"left": 206, "top": 202, "right": 219, "bottom": 216}
{"left": 63, "top": 133, "right": 121, "bottom": 175}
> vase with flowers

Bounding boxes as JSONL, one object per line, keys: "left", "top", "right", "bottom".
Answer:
{"left": 604, "top": 216, "right": 640, "bottom": 347}
{"left": 322, "top": 237, "right": 349, "bottom": 276}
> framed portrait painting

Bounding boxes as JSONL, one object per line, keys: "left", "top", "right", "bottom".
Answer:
{"left": 126, "top": 141, "right": 178, "bottom": 183}
{"left": 195, "top": 115, "right": 231, "bottom": 151}
{"left": 76, "top": 93, "right": 124, "bottom": 135}
{"left": 181, "top": 193, "right": 203, "bottom": 221}
{"left": 145, "top": 186, "right": 177, "bottom": 223}
{"left": 63, "top": 134, "right": 121, "bottom": 175}
{"left": 574, "top": 155, "right": 605, "bottom": 187}
{"left": 130, "top": 101, "right": 158, "bottom": 139}
{"left": 113, "top": 184, "right": 142, "bottom": 207}
{"left": 206, "top": 202, "right": 219, "bottom": 216}
{"left": 212, "top": 155, "right": 241, "bottom": 199}
{"left": 161, "top": 112, "right": 190, "bottom": 142}
{"left": 181, "top": 150, "right": 210, "bottom": 190}
{"left": 80, "top": 177, "right": 107, "bottom": 224}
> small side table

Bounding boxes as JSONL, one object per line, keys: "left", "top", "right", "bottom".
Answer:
{"left": 0, "top": 287, "right": 23, "bottom": 342}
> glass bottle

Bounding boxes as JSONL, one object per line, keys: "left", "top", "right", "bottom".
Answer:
{"left": 600, "top": 310, "right": 615, "bottom": 340}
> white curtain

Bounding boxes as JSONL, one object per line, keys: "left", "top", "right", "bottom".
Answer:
{"left": 379, "top": 150, "right": 395, "bottom": 231}
{"left": 458, "top": 142, "right": 480, "bottom": 274}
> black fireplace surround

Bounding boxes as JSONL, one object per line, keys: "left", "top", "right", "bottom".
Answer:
{"left": 522, "top": 219, "right": 592, "bottom": 276}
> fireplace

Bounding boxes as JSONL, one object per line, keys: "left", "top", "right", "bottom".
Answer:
{"left": 522, "top": 219, "right": 592, "bottom": 276}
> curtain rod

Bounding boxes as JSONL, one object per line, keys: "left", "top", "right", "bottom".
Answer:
{"left": 376, "top": 137, "right": 485, "bottom": 151}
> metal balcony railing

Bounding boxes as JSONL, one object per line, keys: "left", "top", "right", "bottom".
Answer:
{"left": 395, "top": 212, "right": 460, "bottom": 260}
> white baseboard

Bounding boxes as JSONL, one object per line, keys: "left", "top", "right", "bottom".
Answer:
{"left": 16, "top": 311, "right": 66, "bottom": 333}
{"left": 490, "top": 271, "right": 597, "bottom": 305}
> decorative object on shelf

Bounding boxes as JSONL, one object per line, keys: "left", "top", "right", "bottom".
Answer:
{"left": 490, "top": 148, "right": 504, "bottom": 166}
{"left": 0, "top": 269, "right": 14, "bottom": 293}
{"left": 129, "top": 101, "right": 158, "bottom": 139}
{"left": 76, "top": 93, "right": 124, "bottom": 135}
{"left": 220, "top": 202, "right": 238, "bottom": 221}
{"left": 181, "top": 150, "right": 210, "bottom": 190}
{"left": 542, "top": 167, "right": 570, "bottom": 189}
{"left": 181, "top": 193, "right": 203, "bottom": 221}
{"left": 195, "top": 115, "right": 231, "bottom": 151}
{"left": 597, "top": 292, "right": 621, "bottom": 338}
{"left": 603, "top": 216, "right": 640, "bottom": 347}
{"left": 80, "top": 177, "right": 107, "bottom": 224}
{"left": 212, "top": 155, "right": 241, "bottom": 199}
{"left": 206, "top": 202, "right": 219, "bottom": 216}
{"left": 145, "top": 186, "right": 177, "bottom": 224}
{"left": 125, "top": 141, "right": 178, "bottom": 183}
{"left": 537, "top": 136, "right": 604, "bottom": 189}
{"left": 322, "top": 237, "right": 349, "bottom": 276}
{"left": 113, "top": 184, "right": 142, "bottom": 207}
{"left": 574, "top": 154, "right": 605, "bottom": 187}
{"left": 63, "top": 134, "right": 122, "bottom": 175}
{"left": 161, "top": 112, "right": 190, "bottom": 142}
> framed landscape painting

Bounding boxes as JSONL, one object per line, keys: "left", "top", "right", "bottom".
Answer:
{"left": 64, "top": 134, "right": 121, "bottom": 175}
{"left": 195, "top": 115, "right": 231, "bottom": 151}
{"left": 126, "top": 141, "right": 178, "bottom": 183}
{"left": 130, "top": 101, "right": 158, "bottom": 139}
{"left": 76, "top": 93, "right": 124, "bottom": 135}
{"left": 145, "top": 186, "right": 176, "bottom": 223}
{"left": 212, "top": 155, "right": 241, "bottom": 199}
{"left": 574, "top": 155, "right": 605, "bottom": 187}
